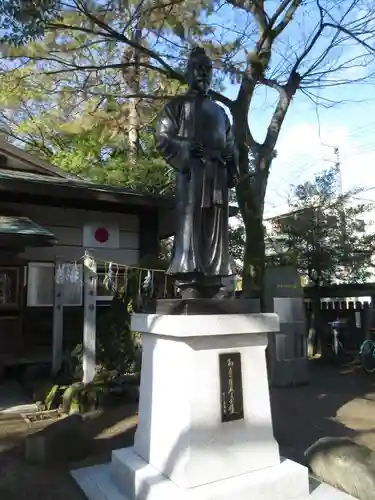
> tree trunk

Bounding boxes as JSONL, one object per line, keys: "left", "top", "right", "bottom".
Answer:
{"left": 235, "top": 143, "right": 270, "bottom": 309}
{"left": 242, "top": 208, "right": 265, "bottom": 301}
{"left": 123, "top": 26, "right": 142, "bottom": 163}
{"left": 231, "top": 67, "right": 298, "bottom": 309}
{"left": 128, "top": 94, "right": 140, "bottom": 161}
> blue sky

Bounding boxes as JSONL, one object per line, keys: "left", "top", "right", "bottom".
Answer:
{"left": 237, "top": 81, "right": 375, "bottom": 218}
{"left": 208, "top": 0, "right": 375, "bottom": 218}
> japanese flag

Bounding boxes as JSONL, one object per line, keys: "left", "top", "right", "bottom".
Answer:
{"left": 83, "top": 223, "right": 119, "bottom": 249}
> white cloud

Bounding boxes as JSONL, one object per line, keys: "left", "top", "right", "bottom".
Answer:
{"left": 265, "top": 121, "right": 375, "bottom": 218}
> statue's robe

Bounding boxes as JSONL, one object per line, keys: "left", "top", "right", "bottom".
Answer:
{"left": 155, "top": 90, "right": 239, "bottom": 279}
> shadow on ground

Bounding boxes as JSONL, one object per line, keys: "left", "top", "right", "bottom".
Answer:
{"left": 0, "top": 403, "right": 138, "bottom": 499}
{"left": 271, "top": 357, "right": 375, "bottom": 464}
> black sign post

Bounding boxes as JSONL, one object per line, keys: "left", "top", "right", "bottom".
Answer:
{"left": 219, "top": 352, "right": 244, "bottom": 423}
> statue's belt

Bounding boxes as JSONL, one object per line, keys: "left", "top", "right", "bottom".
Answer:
{"left": 199, "top": 150, "right": 226, "bottom": 208}
{"left": 199, "top": 148, "right": 225, "bottom": 166}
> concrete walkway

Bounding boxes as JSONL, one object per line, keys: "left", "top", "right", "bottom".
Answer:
{"left": 0, "top": 380, "right": 37, "bottom": 415}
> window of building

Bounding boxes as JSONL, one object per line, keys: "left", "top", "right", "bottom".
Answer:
{"left": 0, "top": 267, "right": 20, "bottom": 308}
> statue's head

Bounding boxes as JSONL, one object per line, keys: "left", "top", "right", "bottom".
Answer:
{"left": 186, "top": 47, "right": 212, "bottom": 95}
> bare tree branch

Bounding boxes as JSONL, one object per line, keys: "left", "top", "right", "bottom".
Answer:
{"left": 232, "top": 0, "right": 303, "bottom": 153}
{"left": 47, "top": 21, "right": 186, "bottom": 82}
{"left": 262, "top": 88, "right": 289, "bottom": 158}
{"left": 46, "top": 8, "right": 235, "bottom": 109}
{"left": 290, "top": 1, "right": 325, "bottom": 76}
{"left": 261, "top": 70, "right": 301, "bottom": 166}
{"left": 271, "top": 0, "right": 301, "bottom": 38}
{"left": 326, "top": 22, "right": 375, "bottom": 54}
{"left": 227, "top": 0, "right": 267, "bottom": 31}
{"left": 290, "top": 0, "right": 375, "bottom": 83}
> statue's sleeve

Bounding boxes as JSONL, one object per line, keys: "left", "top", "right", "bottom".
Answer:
{"left": 224, "top": 113, "right": 240, "bottom": 187}
{"left": 155, "top": 100, "right": 190, "bottom": 173}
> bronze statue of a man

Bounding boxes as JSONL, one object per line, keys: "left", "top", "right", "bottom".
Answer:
{"left": 155, "top": 47, "right": 239, "bottom": 298}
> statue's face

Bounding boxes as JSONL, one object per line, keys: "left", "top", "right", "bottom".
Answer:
{"left": 189, "top": 56, "right": 212, "bottom": 94}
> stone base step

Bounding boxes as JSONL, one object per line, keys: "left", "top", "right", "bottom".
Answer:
{"left": 112, "top": 447, "right": 309, "bottom": 500}
{"left": 71, "top": 462, "right": 356, "bottom": 500}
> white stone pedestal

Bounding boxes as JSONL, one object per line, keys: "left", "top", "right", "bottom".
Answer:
{"left": 112, "top": 448, "right": 308, "bottom": 500}
{"left": 71, "top": 311, "right": 357, "bottom": 500}
{"left": 111, "top": 312, "right": 310, "bottom": 500}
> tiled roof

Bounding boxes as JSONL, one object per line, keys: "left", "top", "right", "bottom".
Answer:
{"left": 0, "top": 167, "right": 175, "bottom": 208}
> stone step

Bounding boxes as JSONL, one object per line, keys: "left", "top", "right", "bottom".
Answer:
{"left": 71, "top": 461, "right": 357, "bottom": 500}
{"left": 71, "top": 464, "right": 120, "bottom": 500}
{"left": 111, "top": 447, "right": 310, "bottom": 500}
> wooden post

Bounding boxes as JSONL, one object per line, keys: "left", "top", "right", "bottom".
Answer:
{"left": 83, "top": 250, "right": 97, "bottom": 385}
{"left": 52, "top": 258, "right": 65, "bottom": 375}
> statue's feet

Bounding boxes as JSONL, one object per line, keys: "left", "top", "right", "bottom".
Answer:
{"left": 177, "top": 276, "right": 226, "bottom": 299}
{"left": 179, "top": 285, "right": 227, "bottom": 300}
{"left": 180, "top": 287, "right": 202, "bottom": 299}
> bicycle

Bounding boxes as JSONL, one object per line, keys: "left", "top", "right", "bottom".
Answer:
{"left": 359, "top": 328, "right": 375, "bottom": 374}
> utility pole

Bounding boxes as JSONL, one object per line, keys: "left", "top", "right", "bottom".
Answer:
{"left": 322, "top": 143, "right": 346, "bottom": 246}
{"left": 321, "top": 142, "right": 342, "bottom": 195}
{"left": 333, "top": 146, "right": 346, "bottom": 247}
{"left": 333, "top": 146, "right": 342, "bottom": 196}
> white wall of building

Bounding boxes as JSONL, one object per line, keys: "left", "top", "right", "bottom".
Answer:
{"left": 1, "top": 202, "right": 140, "bottom": 265}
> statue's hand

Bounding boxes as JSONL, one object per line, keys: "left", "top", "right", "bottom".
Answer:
{"left": 190, "top": 141, "right": 204, "bottom": 158}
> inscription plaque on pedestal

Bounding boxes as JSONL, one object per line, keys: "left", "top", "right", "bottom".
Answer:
{"left": 219, "top": 352, "right": 244, "bottom": 423}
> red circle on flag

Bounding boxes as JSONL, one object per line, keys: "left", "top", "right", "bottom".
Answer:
{"left": 94, "top": 227, "right": 109, "bottom": 243}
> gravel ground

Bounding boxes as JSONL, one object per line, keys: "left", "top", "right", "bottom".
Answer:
{"left": 272, "top": 358, "right": 375, "bottom": 463}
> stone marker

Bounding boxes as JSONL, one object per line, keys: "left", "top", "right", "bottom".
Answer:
{"left": 305, "top": 436, "right": 375, "bottom": 500}
{"left": 265, "top": 266, "right": 309, "bottom": 387}
{"left": 25, "top": 414, "right": 88, "bottom": 463}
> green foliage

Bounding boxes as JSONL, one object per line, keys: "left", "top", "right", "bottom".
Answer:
{"left": 268, "top": 167, "right": 375, "bottom": 286}
{"left": 229, "top": 223, "right": 245, "bottom": 267}
{"left": 61, "top": 382, "right": 83, "bottom": 414}
{"left": 58, "top": 378, "right": 109, "bottom": 414}
{"left": 1, "top": 0, "right": 216, "bottom": 46}
{"left": 40, "top": 375, "right": 111, "bottom": 414}
{"left": 94, "top": 257, "right": 172, "bottom": 374}
{"left": 0, "top": 0, "right": 61, "bottom": 45}
{"left": 48, "top": 128, "right": 175, "bottom": 194}
{"left": 55, "top": 259, "right": 172, "bottom": 414}
{"left": 62, "top": 377, "right": 109, "bottom": 414}
{"left": 95, "top": 292, "right": 138, "bottom": 375}
{"left": 44, "top": 383, "right": 60, "bottom": 410}
{"left": 62, "top": 255, "right": 171, "bottom": 387}
{"left": 0, "top": 3, "right": 183, "bottom": 193}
